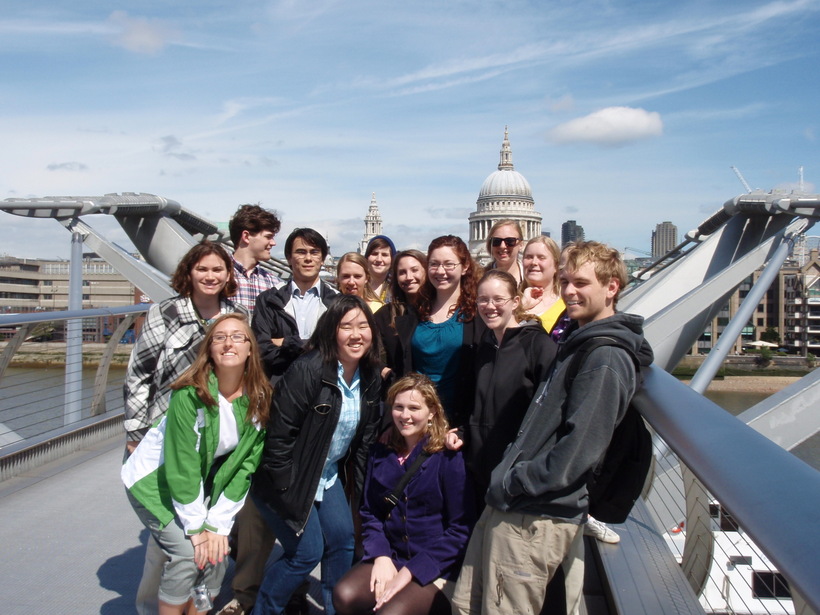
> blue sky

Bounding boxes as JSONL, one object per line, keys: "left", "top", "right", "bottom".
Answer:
{"left": 1, "top": 0, "right": 818, "bottom": 260}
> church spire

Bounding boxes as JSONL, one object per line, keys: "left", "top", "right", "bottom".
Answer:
{"left": 359, "top": 192, "right": 384, "bottom": 254}
{"left": 498, "top": 125, "right": 514, "bottom": 171}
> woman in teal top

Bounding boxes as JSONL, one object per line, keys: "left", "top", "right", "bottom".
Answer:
{"left": 408, "top": 235, "right": 484, "bottom": 425}
{"left": 122, "top": 313, "right": 271, "bottom": 615}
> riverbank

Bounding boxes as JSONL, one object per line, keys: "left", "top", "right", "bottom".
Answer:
{"left": 681, "top": 375, "right": 800, "bottom": 393}
{"left": 0, "top": 342, "right": 133, "bottom": 368}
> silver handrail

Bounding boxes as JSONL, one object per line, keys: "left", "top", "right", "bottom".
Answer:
{"left": 634, "top": 366, "right": 820, "bottom": 613}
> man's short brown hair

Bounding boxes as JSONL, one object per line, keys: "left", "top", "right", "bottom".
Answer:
{"left": 561, "top": 241, "right": 627, "bottom": 307}
{"left": 229, "top": 204, "right": 281, "bottom": 245}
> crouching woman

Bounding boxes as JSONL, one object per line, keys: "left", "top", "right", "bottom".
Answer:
{"left": 122, "top": 313, "right": 270, "bottom": 614}
{"left": 333, "top": 373, "right": 476, "bottom": 615}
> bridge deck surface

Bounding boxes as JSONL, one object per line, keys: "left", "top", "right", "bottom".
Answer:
{"left": 0, "top": 435, "right": 324, "bottom": 614}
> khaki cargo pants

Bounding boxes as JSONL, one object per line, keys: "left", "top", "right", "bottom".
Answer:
{"left": 451, "top": 506, "right": 582, "bottom": 615}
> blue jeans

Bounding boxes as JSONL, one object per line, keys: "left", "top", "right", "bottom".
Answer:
{"left": 252, "top": 480, "right": 354, "bottom": 615}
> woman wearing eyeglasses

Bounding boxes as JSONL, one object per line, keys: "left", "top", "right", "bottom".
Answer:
{"left": 486, "top": 219, "right": 524, "bottom": 286}
{"left": 463, "top": 269, "right": 556, "bottom": 497}
{"left": 123, "top": 241, "right": 247, "bottom": 614}
{"left": 384, "top": 236, "right": 484, "bottom": 428}
{"left": 122, "top": 313, "right": 270, "bottom": 615}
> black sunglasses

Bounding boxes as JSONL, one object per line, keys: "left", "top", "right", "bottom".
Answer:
{"left": 491, "top": 237, "right": 521, "bottom": 248}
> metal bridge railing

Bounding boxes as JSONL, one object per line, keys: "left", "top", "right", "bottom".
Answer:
{"left": 0, "top": 306, "right": 147, "bottom": 480}
{"left": 636, "top": 367, "right": 820, "bottom": 614}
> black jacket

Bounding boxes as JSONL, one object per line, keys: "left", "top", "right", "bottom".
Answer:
{"left": 385, "top": 308, "right": 486, "bottom": 429}
{"left": 466, "top": 321, "right": 556, "bottom": 496}
{"left": 251, "top": 350, "right": 382, "bottom": 534}
{"left": 251, "top": 281, "right": 338, "bottom": 378}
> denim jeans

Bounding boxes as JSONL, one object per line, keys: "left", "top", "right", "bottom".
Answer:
{"left": 252, "top": 480, "right": 354, "bottom": 615}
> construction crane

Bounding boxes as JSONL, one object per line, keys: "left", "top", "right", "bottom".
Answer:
{"left": 730, "top": 165, "right": 753, "bottom": 193}
{"left": 624, "top": 246, "right": 653, "bottom": 257}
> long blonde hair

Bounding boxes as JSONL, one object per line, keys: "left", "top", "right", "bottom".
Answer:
{"left": 337, "top": 252, "right": 381, "bottom": 304}
{"left": 171, "top": 313, "right": 271, "bottom": 425}
{"left": 386, "top": 373, "right": 448, "bottom": 454}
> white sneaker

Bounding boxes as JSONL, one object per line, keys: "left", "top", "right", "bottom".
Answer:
{"left": 584, "top": 517, "right": 621, "bottom": 544}
{"left": 216, "top": 598, "right": 245, "bottom": 615}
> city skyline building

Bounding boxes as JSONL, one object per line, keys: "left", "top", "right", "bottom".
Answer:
{"left": 652, "top": 221, "right": 678, "bottom": 258}
{"left": 358, "top": 192, "right": 383, "bottom": 254}
{"left": 561, "top": 220, "right": 585, "bottom": 247}
{"left": 468, "top": 127, "right": 542, "bottom": 262}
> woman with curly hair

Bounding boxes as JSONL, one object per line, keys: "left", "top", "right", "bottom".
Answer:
{"left": 333, "top": 374, "right": 475, "bottom": 615}
{"left": 383, "top": 236, "right": 484, "bottom": 425}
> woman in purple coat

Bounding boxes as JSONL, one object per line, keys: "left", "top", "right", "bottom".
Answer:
{"left": 333, "top": 374, "right": 476, "bottom": 615}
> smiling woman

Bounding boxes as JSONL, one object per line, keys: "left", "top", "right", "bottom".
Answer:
{"left": 122, "top": 240, "right": 247, "bottom": 613}
{"left": 251, "top": 295, "right": 383, "bottom": 615}
{"left": 333, "top": 373, "right": 476, "bottom": 615}
{"left": 122, "top": 313, "right": 270, "bottom": 614}
{"left": 337, "top": 252, "right": 383, "bottom": 313}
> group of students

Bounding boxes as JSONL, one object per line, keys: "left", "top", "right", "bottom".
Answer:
{"left": 121, "top": 207, "right": 652, "bottom": 615}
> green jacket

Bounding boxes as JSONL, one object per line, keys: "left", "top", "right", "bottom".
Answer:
{"left": 122, "top": 373, "right": 265, "bottom": 535}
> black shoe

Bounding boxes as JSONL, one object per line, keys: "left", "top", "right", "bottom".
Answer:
{"left": 284, "top": 588, "right": 310, "bottom": 615}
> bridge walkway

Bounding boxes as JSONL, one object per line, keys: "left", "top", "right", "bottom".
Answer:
{"left": 0, "top": 435, "right": 333, "bottom": 614}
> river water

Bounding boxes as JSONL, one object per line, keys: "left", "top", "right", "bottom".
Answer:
{"left": 0, "top": 367, "right": 817, "bottom": 469}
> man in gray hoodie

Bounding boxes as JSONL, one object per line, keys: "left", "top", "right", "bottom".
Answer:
{"left": 451, "top": 241, "right": 653, "bottom": 615}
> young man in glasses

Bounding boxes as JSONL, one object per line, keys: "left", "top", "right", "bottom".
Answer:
{"left": 452, "top": 241, "right": 653, "bottom": 615}
{"left": 219, "top": 228, "right": 337, "bottom": 615}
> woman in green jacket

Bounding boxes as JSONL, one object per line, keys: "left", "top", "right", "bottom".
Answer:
{"left": 122, "top": 313, "right": 271, "bottom": 615}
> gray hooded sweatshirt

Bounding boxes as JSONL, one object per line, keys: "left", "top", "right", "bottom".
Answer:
{"left": 485, "top": 312, "right": 653, "bottom": 522}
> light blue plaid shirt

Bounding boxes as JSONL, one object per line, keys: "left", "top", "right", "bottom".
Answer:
{"left": 315, "top": 363, "right": 361, "bottom": 501}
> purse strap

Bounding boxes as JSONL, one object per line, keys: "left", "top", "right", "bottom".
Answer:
{"left": 383, "top": 450, "right": 431, "bottom": 510}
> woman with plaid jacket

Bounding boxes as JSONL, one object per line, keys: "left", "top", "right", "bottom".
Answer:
{"left": 123, "top": 240, "right": 246, "bottom": 615}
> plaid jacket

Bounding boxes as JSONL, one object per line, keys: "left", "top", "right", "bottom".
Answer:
{"left": 123, "top": 295, "right": 247, "bottom": 441}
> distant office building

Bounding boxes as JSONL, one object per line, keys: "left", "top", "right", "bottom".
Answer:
{"left": 468, "top": 127, "right": 542, "bottom": 262}
{"left": 0, "top": 255, "right": 137, "bottom": 342}
{"left": 652, "top": 221, "right": 678, "bottom": 258}
{"left": 358, "top": 193, "right": 384, "bottom": 254}
{"left": 561, "top": 220, "right": 585, "bottom": 247}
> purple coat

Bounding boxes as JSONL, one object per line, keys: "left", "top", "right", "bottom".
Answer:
{"left": 360, "top": 441, "right": 476, "bottom": 585}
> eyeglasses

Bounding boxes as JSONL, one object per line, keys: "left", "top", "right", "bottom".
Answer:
{"left": 477, "top": 296, "right": 514, "bottom": 307}
{"left": 211, "top": 333, "right": 251, "bottom": 344}
{"left": 491, "top": 237, "right": 521, "bottom": 248}
{"left": 428, "top": 261, "right": 460, "bottom": 272}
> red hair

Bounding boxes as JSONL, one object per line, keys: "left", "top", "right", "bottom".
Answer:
{"left": 416, "top": 235, "right": 482, "bottom": 322}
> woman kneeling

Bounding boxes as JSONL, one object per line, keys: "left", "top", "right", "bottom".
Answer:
{"left": 333, "top": 373, "right": 476, "bottom": 615}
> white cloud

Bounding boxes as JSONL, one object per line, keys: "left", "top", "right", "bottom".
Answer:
{"left": 46, "top": 162, "right": 88, "bottom": 172}
{"left": 548, "top": 107, "right": 663, "bottom": 147}
{"left": 107, "top": 11, "right": 176, "bottom": 55}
